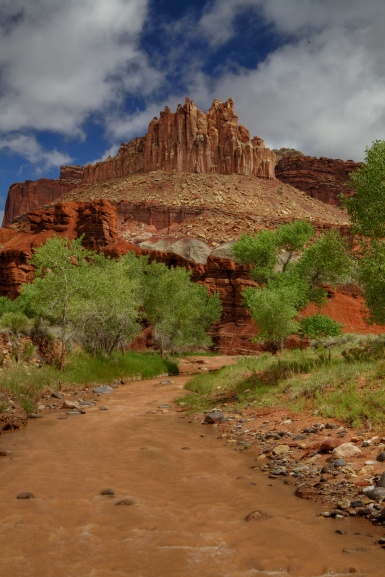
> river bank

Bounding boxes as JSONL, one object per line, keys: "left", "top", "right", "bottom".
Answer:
{"left": 1, "top": 370, "right": 385, "bottom": 576}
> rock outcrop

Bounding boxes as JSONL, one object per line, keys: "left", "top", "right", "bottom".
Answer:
{"left": 3, "top": 166, "right": 83, "bottom": 227}
{"left": 276, "top": 155, "right": 361, "bottom": 206}
{"left": 0, "top": 198, "right": 381, "bottom": 354}
{"left": 82, "top": 98, "right": 276, "bottom": 183}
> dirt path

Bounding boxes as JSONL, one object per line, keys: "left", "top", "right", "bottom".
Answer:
{"left": 0, "top": 373, "right": 384, "bottom": 577}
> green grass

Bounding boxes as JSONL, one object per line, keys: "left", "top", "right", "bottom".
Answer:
{"left": 0, "top": 350, "right": 178, "bottom": 414}
{"left": 176, "top": 336, "right": 385, "bottom": 430}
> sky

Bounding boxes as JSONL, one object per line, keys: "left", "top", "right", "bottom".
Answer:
{"left": 1, "top": 0, "right": 385, "bottom": 225}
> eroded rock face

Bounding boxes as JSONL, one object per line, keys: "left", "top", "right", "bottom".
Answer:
{"left": 276, "top": 155, "right": 361, "bottom": 205}
{"left": 82, "top": 98, "right": 276, "bottom": 182}
{"left": 0, "top": 199, "right": 382, "bottom": 354}
{"left": 3, "top": 167, "right": 83, "bottom": 227}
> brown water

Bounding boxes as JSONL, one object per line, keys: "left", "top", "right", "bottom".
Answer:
{"left": 0, "top": 376, "right": 384, "bottom": 577}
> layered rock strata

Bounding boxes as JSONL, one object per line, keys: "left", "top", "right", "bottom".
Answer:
{"left": 276, "top": 155, "right": 361, "bottom": 206}
{"left": 2, "top": 98, "right": 276, "bottom": 226}
{"left": 81, "top": 98, "right": 276, "bottom": 183}
{"left": 3, "top": 165, "right": 84, "bottom": 227}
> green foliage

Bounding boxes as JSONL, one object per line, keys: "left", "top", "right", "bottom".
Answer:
{"left": 71, "top": 252, "right": 144, "bottom": 356}
{"left": 242, "top": 286, "right": 298, "bottom": 351}
{"left": 143, "top": 263, "right": 222, "bottom": 355}
{"left": 275, "top": 220, "right": 314, "bottom": 271}
{"left": 0, "top": 311, "right": 32, "bottom": 335}
{"left": 19, "top": 236, "right": 96, "bottom": 368}
{"left": 0, "top": 350, "right": 178, "bottom": 414}
{"left": 344, "top": 140, "right": 385, "bottom": 238}
{"left": 298, "top": 314, "right": 343, "bottom": 339}
{"left": 177, "top": 343, "right": 385, "bottom": 429}
{"left": 232, "top": 222, "right": 353, "bottom": 349}
{"left": 232, "top": 230, "right": 277, "bottom": 283}
{"left": 294, "top": 230, "right": 354, "bottom": 288}
{"left": 356, "top": 240, "right": 385, "bottom": 324}
{"left": 342, "top": 339, "right": 385, "bottom": 363}
{"left": 0, "top": 296, "right": 16, "bottom": 317}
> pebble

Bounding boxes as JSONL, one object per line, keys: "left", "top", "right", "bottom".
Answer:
{"left": 321, "top": 463, "right": 335, "bottom": 474}
{"left": 159, "top": 380, "right": 174, "bottom": 385}
{"left": 244, "top": 509, "right": 272, "bottom": 522}
{"left": 66, "top": 411, "right": 82, "bottom": 415}
{"left": 93, "top": 386, "right": 114, "bottom": 394}
{"left": 204, "top": 410, "right": 224, "bottom": 424}
{"left": 365, "top": 487, "right": 385, "bottom": 502}
{"left": 16, "top": 492, "right": 34, "bottom": 499}
{"left": 272, "top": 444, "right": 290, "bottom": 456}
{"left": 100, "top": 488, "right": 115, "bottom": 496}
{"left": 334, "top": 458, "right": 347, "bottom": 468}
{"left": 377, "top": 451, "right": 385, "bottom": 462}
{"left": 51, "top": 391, "right": 63, "bottom": 399}
{"left": 319, "top": 438, "right": 342, "bottom": 452}
{"left": 62, "top": 400, "right": 81, "bottom": 410}
{"left": 377, "top": 472, "right": 385, "bottom": 488}
{"left": 115, "top": 498, "right": 135, "bottom": 506}
{"left": 99, "top": 406, "right": 109, "bottom": 411}
{"left": 28, "top": 413, "right": 43, "bottom": 419}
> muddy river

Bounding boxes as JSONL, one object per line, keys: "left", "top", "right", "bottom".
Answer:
{"left": 0, "top": 376, "right": 384, "bottom": 577}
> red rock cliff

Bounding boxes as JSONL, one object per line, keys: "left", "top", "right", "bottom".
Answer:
{"left": 3, "top": 166, "right": 83, "bottom": 227}
{"left": 276, "top": 155, "right": 361, "bottom": 206}
{"left": 82, "top": 98, "right": 276, "bottom": 182}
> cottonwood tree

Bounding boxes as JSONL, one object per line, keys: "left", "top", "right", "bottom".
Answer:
{"left": 72, "top": 252, "right": 145, "bottom": 356}
{"left": 143, "top": 263, "right": 222, "bottom": 356}
{"left": 344, "top": 141, "right": 385, "bottom": 324}
{"left": 232, "top": 222, "right": 353, "bottom": 351}
{"left": 344, "top": 140, "right": 385, "bottom": 239}
{"left": 19, "top": 236, "right": 95, "bottom": 369}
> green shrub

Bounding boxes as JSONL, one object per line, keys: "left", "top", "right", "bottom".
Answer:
{"left": 298, "top": 314, "right": 342, "bottom": 339}
{"left": 0, "top": 312, "right": 32, "bottom": 335}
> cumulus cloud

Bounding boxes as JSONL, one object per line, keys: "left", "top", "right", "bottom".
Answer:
{"left": 194, "top": 0, "right": 385, "bottom": 160}
{"left": 0, "top": 0, "right": 157, "bottom": 136}
{"left": 0, "top": 134, "right": 73, "bottom": 172}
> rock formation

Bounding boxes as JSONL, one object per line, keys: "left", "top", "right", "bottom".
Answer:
{"left": 276, "top": 155, "right": 361, "bottom": 206}
{"left": 3, "top": 166, "right": 83, "bottom": 227}
{"left": 3, "top": 98, "right": 275, "bottom": 226}
{"left": 81, "top": 98, "right": 276, "bottom": 184}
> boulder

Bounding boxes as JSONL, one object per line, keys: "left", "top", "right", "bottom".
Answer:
{"left": 332, "top": 443, "right": 362, "bottom": 459}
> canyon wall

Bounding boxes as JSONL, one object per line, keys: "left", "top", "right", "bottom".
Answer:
{"left": 276, "top": 155, "right": 361, "bottom": 205}
{"left": 0, "top": 198, "right": 381, "bottom": 354}
{"left": 3, "top": 167, "right": 83, "bottom": 227}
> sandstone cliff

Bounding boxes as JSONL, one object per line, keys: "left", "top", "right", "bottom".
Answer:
{"left": 3, "top": 166, "right": 83, "bottom": 227}
{"left": 276, "top": 155, "right": 361, "bottom": 206}
{"left": 81, "top": 98, "right": 276, "bottom": 183}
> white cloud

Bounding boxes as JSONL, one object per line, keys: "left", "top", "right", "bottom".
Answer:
{"left": 0, "top": 134, "right": 73, "bottom": 172}
{"left": 0, "top": 0, "right": 156, "bottom": 136}
{"left": 194, "top": 0, "right": 385, "bottom": 160}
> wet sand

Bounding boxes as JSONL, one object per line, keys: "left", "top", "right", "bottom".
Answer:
{"left": 0, "top": 375, "right": 384, "bottom": 577}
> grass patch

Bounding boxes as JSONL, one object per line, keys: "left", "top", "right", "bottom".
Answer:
{"left": 176, "top": 337, "right": 385, "bottom": 430}
{"left": 0, "top": 350, "right": 178, "bottom": 414}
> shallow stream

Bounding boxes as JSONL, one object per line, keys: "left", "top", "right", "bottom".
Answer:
{"left": 0, "top": 376, "right": 384, "bottom": 577}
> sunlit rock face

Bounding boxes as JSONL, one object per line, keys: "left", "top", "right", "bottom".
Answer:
{"left": 81, "top": 98, "right": 276, "bottom": 182}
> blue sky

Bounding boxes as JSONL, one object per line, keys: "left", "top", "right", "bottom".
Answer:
{"left": 1, "top": 0, "right": 385, "bottom": 225}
